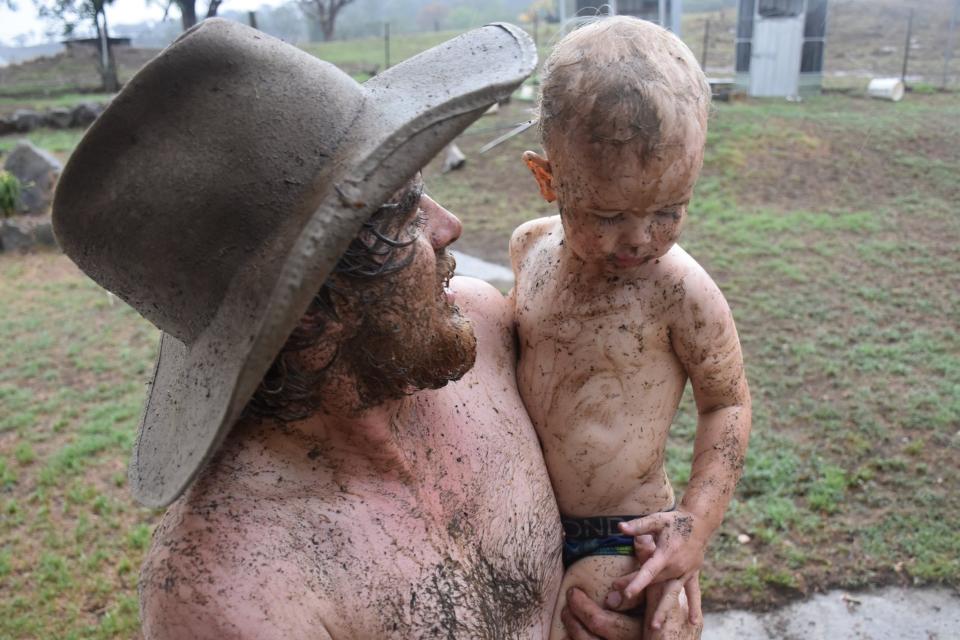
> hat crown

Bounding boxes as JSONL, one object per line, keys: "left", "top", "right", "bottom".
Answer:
{"left": 55, "top": 19, "right": 364, "bottom": 344}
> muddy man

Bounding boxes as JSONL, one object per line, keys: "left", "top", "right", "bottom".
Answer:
{"left": 512, "top": 17, "right": 752, "bottom": 640}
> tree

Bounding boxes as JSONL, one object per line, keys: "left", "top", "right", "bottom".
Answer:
{"left": 36, "top": 0, "right": 120, "bottom": 92}
{"left": 298, "top": 0, "right": 355, "bottom": 42}
{"left": 417, "top": 2, "right": 449, "bottom": 32}
{"left": 171, "top": 0, "right": 225, "bottom": 31}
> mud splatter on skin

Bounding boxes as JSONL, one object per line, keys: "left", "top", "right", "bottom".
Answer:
{"left": 673, "top": 514, "right": 694, "bottom": 540}
{"left": 141, "top": 335, "right": 563, "bottom": 639}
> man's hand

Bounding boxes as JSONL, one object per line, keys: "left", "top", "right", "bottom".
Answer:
{"left": 561, "top": 588, "right": 644, "bottom": 640}
{"left": 607, "top": 510, "right": 709, "bottom": 615}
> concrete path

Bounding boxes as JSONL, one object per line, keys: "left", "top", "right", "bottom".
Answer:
{"left": 703, "top": 587, "right": 959, "bottom": 640}
{"left": 451, "top": 250, "right": 514, "bottom": 286}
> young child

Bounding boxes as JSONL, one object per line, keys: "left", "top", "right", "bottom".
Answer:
{"left": 510, "top": 17, "right": 752, "bottom": 639}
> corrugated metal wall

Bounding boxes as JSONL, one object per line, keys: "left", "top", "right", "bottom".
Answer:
{"left": 750, "top": 11, "right": 806, "bottom": 95}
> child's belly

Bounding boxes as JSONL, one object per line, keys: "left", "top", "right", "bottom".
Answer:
{"left": 518, "top": 340, "right": 687, "bottom": 518}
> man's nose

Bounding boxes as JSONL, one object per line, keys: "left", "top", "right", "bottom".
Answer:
{"left": 421, "top": 195, "right": 462, "bottom": 249}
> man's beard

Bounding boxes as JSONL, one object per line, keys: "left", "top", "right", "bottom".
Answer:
{"left": 343, "top": 249, "right": 477, "bottom": 410}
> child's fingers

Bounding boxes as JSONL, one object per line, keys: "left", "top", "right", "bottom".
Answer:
{"left": 618, "top": 514, "right": 666, "bottom": 536}
{"left": 633, "top": 534, "right": 656, "bottom": 561}
{"left": 609, "top": 572, "right": 638, "bottom": 598}
{"left": 685, "top": 574, "right": 703, "bottom": 626}
{"left": 650, "top": 579, "right": 684, "bottom": 630}
{"left": 621, "top": 554, "right": 667, "bottom": 601}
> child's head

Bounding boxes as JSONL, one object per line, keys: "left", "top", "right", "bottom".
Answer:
{"left": 524, "top": 17, "right": 711, "bottom": 270}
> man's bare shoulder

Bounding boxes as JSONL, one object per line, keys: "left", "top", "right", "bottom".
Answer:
{"left": 509, "top": 215, "right": 561, "bottom": 273}
{"left": 140, "top": 497, "right": 334, "bottom": 640}
{"left": 450, "top": 275, "right": 515, "bottom": 369}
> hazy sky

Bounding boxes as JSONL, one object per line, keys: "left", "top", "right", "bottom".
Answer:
{"left": 0, "top": 0, "right": 284, "bottom": 45}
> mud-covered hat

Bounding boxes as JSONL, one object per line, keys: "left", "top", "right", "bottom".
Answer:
{"left": 52, "top": 18, "right": 536, "bottom": 508}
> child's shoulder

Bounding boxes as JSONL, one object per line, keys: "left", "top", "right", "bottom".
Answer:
{"left": 510, "top": 216, "right": 561, "bottom": 253}
{"left": 661, "top": 245, "right": 732, "bottom": 322}
{"left": 509, "top": 216, "right": 561, "bottom": 268}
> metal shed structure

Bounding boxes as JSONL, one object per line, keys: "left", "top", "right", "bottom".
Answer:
{"left": 735, "top": 0, "right": 828, "bottom": 97}
{"left": 566, "top": 1, "right": 684, "bottom": 36}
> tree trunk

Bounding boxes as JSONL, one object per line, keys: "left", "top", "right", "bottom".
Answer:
{"left": 96, "top": 9, "right": 120, "bottom": 93}
{"left": 321, "top": 17, "right": 335, "bottom": 41}
{"left": 179, "top": 0, "right": 198, "bottom": 30}
{"left": 206, "top": 0, "right": 223, "bottom": 19}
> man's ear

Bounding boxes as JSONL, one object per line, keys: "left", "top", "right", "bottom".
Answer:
{"left": 522, "top": 150, "right": 557, "bottom": 203}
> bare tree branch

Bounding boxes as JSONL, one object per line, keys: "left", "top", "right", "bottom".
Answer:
{"left": 298, "top": 0, "right": 355, "bottom": 41}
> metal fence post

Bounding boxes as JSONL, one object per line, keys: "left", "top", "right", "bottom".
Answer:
{"left": 701, "top": 18, "right": 711, "bottom": 70}
{"left": 901, "top": 8, "right": 914, "bottom": 84}
{"left": 384, "top": 22, "right": 390, "bottom": 70}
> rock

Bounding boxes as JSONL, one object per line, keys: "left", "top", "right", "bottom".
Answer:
{"left": 441, "top": 142, "right": 466, "bottom": 174}
{"left": 0, "top": 117, "right": 16, "bottom": 136}
{"left": 3, "top": 141, "right": 62, "bottom": 215}
{"left": 32, "top": 217, "right": 58, "bottom": 248}
{"left": 11, "top": 109, "right": 42, "bottom": 133}
{"left": 45, "top": 107, "right": 74, "bottom": 129}
{"left": 71, "top": 102, "right": 103, "bottom": 128}
{"left": 0, "top": 218, "right": 32, "bottom": 252}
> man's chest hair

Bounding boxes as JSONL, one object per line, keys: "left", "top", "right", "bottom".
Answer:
{"left": 296, "top": 485, "right": 559, "bottom": 639}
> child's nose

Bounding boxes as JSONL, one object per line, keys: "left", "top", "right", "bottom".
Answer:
{"left": 421, "top": 194, "right": 462, "bottom": 249}
{"left": 622, "top": 219, "right": 652, "bottom": 248}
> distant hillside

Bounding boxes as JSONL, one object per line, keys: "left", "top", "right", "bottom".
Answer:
{"left": 0, "top": 42, "right": 64, "bottom": 66}
{"left": 0, "top": 45, "right": 159, "bottom": 97}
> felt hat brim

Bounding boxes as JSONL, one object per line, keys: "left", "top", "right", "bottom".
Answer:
{"left": 53, "top": 19, "right": 535, "bottom": 508}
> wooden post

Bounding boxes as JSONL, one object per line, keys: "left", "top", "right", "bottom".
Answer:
{"left": 701, "top": 18, "right": 710, "bottom": 70}
{"left": 944, "top": 0, "right": 959, "bottom": 88}
{"left": 901, "top": 8, "right": 914, "bottom": 85}
{"left": 384, "top": 22, "right": 390, "bottom": 70}
{"left": 247, "top": 11, "right": 257, "bottom": 29}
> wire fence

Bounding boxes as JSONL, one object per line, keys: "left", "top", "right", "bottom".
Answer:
{"left": 687, "top": 0, "right": 960, "bottom": 89}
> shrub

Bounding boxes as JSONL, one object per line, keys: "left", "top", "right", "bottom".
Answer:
{"left": 0, "top": 170, "right": 22, "bottom": 218}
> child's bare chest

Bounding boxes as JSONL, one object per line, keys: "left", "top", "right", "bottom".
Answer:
{"left": 516, "top": 266, "right": 674, "bottom": 372}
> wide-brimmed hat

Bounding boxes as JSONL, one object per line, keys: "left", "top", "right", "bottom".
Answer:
{"left": 52, "top": 18, "right": 536, "bottom": 508}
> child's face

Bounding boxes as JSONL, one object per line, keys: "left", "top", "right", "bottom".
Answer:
{"left": 548, "top": 132, "right": 704, "bottom": 271}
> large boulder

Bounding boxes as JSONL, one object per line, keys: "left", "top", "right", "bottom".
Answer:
{"left": 11, "top": 109, "right": 42, "bottom": 133}
{"left": 71, "top": 102, "right": 103, "bottom": 127}
{"left": 0, "top": 215, "right": 58, "bottom": 253}
{"left": 3, "top": 141, "right": 62, "bottom": 215}
{"left": 0, "top": 217, "right": 32, "bottom": 252}
{"left": 45, "top": 107, "right": 74, "bottom": 129}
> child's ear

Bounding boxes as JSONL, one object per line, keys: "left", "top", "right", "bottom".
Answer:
{"left": 522, "top": 151, "right": 557, "bottom": 203}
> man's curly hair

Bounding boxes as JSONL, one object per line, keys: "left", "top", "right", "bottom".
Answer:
{"left": 244, "top": 179, "right": 425, "bottom": 422}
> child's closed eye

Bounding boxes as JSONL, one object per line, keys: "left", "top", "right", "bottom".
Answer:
{"left": 595, "top": 213, "right": 625, "bottom": 226}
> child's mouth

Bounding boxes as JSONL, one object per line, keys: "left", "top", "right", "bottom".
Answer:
{"left": 612, "top": 254, "right": 651, "bottom": 268}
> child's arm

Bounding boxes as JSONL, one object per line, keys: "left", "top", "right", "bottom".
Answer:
{"left": 611, "top": 263, "right": 752, "bottom": 614}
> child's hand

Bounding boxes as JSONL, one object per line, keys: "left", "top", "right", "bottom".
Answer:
{"left": 607, "top": 510, "right": 709, "bottom": 613}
